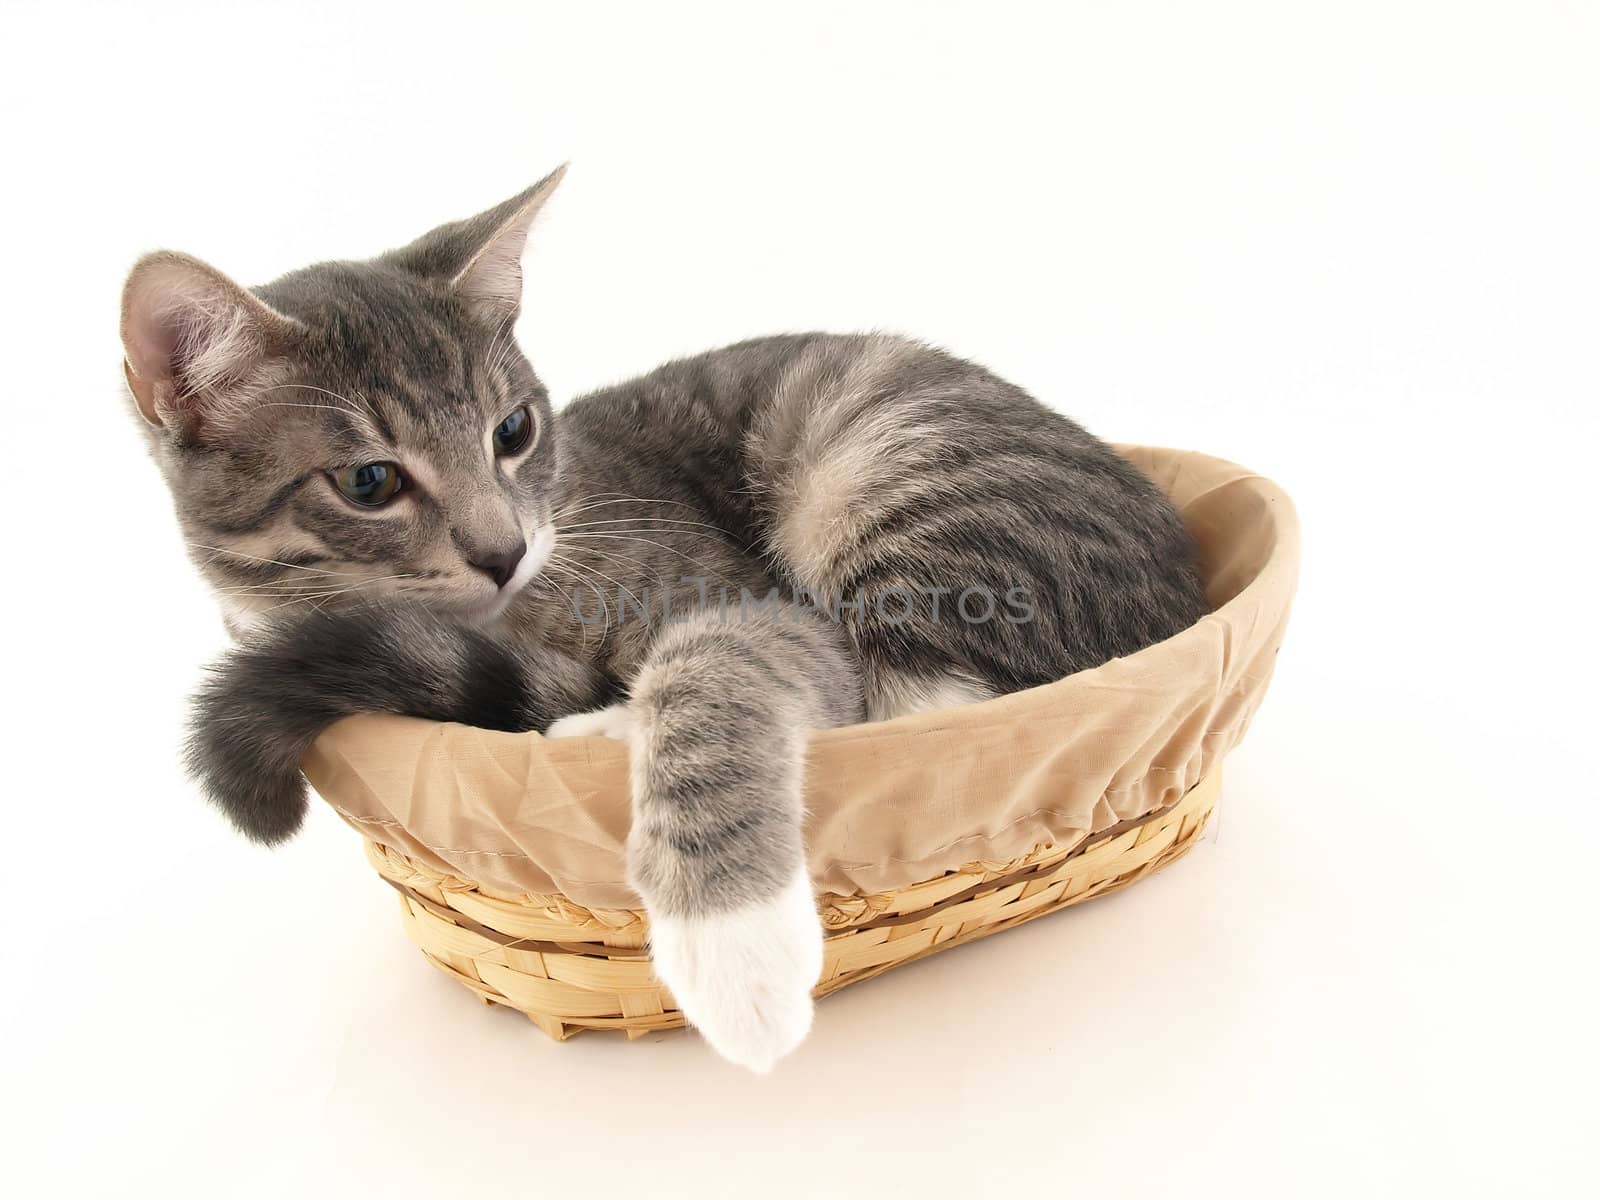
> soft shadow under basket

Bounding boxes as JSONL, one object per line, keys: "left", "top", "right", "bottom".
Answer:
{"left": 304, "top": 446, "right": 1300, "bottom": 1041}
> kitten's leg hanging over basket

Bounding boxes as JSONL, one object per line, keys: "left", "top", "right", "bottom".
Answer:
{"left": 620, "top": 608, "right": 864, "bottom": 1072}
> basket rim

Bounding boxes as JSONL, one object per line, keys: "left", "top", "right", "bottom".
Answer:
{"left": 365, "top": 771, "right": 1222, "bottom": 932}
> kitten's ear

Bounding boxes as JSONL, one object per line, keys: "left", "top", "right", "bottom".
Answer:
{"left": 120, "top": 252, "right": 301, "bottom": 435}
{"left": 387, "top": 164, "right": 567, "bottom": 318}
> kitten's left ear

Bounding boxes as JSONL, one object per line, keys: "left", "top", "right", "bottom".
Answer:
{"left": 387, "top": 164, "right": 567, "bottom": 319}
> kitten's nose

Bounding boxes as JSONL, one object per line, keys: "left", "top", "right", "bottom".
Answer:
{"left": 469, "top": 543, "right": 527, "bottom": 589}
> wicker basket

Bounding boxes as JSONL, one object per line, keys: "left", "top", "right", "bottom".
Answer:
{"left": 305, "top": 446, "right": 1297, "bottom": 1043}
{"left": 365, "top": 770, "right": 1220, "bottom": 1040}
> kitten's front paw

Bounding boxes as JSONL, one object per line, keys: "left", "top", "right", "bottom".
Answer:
{"left": 647, "top": 870, "right": 823, "bottom": 1073}
{"left": 545, "top": 703, "right": 635, "bottom": 741}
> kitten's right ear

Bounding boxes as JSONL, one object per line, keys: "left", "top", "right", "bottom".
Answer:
{"left": 120, "top": 252, "right": 301, "bottom": 436}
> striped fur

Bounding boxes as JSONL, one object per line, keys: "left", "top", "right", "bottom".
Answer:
{"left": 122, "top": 176, "right": 1207, "bottom": 1068}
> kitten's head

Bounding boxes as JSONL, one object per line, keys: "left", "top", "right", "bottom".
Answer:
{"left": 121, "top": 167, "right": 567, "bottom": 628}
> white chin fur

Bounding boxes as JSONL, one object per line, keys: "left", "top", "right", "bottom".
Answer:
{"left": 461, "top": 522, "right": 556, "bottom": 624}
{"left": 648, "top": 869, "right": 823, "bottom": 1073}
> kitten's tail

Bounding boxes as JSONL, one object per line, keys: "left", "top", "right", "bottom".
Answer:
{"left": 185, "top": 604, "right": 610, "bottom": 844}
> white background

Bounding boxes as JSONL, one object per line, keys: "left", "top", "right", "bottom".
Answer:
{"left": 2, "top": 2, "right": 1596, "bottom": 1196}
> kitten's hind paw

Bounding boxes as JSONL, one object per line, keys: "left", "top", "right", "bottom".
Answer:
{"left": 647, "top": 870, "right": 823, "bottom": 1073}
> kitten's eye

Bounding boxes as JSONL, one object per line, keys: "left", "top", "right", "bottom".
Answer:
{"left": 333, "top": 462, "right": 403, "bottom": 506}
{"left": 493, "top": 406, "right": 533, "bottom": 456}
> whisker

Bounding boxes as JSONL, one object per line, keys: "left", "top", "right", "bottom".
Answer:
{"left": 251, "top": 401, "right": 359, "bottom": 416}
{"left": 555, "top": 521, "right": 754, "bottom": 557}
{"left": 535, "top": 561, "right": 606, "bottom": 648}
{"left": 556, "top": 555, "right": 648, "bottom": 625}
{"left": 250, "top": 573, "right": 419, "bottom": 612}
{"left": 216, "top": 570, "right": 421, "bottom": 603}
{"left": 542, "top": 559, "right": 611, "bottom": 643}
{"left": 557, "top": 517, "right": 743, "bottom": 538}
{"left": 240, "top": 383, "right": 388, "bottom": 443}
{"left": 487, "top": 320, "right": 522, "bottom": 379}
{"left": 551, "top": 493, "right": 708, "bottom": 521}
{"left": 555, "top": 532, "right": 730, "bottom": 581}
{"left": 253, "top": 382, "right": 367, "bottom": 409}
{"left": 187, "top": 543, "right": 355, "bottom": 577}
{"left": 553, "top": 556, "right": 672, "bottom": 604}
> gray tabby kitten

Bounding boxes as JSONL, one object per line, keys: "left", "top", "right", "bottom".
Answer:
{"left": 120, "top": 166, "right": 1206, "bottom": 1070}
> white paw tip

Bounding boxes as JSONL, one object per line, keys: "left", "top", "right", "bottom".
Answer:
{"left": 545, "top": 703, "right": 635, "bottom": 741}
{"left": 648, "top": 872, "right": 823, "bottom": 1073}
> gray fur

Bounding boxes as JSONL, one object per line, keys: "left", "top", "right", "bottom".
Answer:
{"left": 121, "top": 175, "right": 1207, "bottom": 921}
{"left": 628, "top": 608, "right": 863, "bottom": 915}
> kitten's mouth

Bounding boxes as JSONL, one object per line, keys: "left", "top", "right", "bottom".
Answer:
{"left": 459, "top": 523, "right": 555, "bottom": 623}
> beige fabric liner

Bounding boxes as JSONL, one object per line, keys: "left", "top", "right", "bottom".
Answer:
{"left": 304, "top": 446, "right": 1299, "bottom": 911}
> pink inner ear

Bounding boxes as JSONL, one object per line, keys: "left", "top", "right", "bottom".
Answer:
{"left": 451, "top": 167, "right": 567, "bottom": 314}
{"left": 123, "top": 269, "right": 191, "bottom": 384}
{"left": 121, "top": 256, "right": 279, "bottom": 430}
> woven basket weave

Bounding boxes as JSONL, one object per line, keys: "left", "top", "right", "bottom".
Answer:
{"left": 365, "top": 770, "right": 1220, "bottom": 1040}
